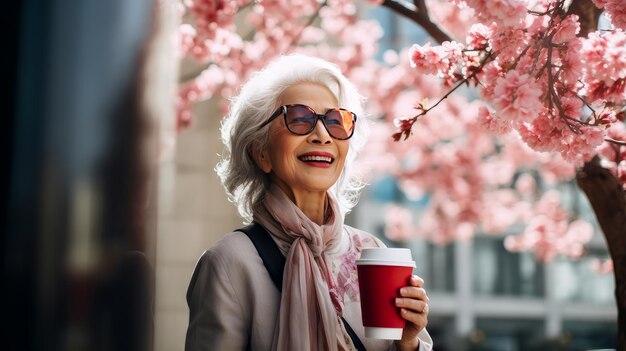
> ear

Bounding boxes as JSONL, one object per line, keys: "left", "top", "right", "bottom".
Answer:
{"left": 251, "top": 146, "right": 272, "bottom": 174}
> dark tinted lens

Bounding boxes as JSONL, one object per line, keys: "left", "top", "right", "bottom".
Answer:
{"left": 325, "top": 109, "right": 354, "bottom": 139}
{"left": 285, "top": 105, "right": 316, "bottom": 134}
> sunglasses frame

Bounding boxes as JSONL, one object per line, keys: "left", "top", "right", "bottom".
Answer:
{"left": 260, "top": 104, "right": 357, "bottom": 140}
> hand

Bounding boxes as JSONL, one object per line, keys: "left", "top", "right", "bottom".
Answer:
{"left": 394, "top": 275, "right": 429, "bottom": 351}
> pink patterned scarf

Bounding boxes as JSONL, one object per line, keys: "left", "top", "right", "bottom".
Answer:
{"left": 253, "top": 185, "right": 355, "bottom": 351}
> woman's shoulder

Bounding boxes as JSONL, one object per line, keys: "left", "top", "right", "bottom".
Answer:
{"left": 196, "top": 231, "right": 259, "bottom": 270}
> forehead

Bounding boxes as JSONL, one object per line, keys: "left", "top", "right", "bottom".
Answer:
{"left": 278, "top": 82, "right": 339, "bottom": 112}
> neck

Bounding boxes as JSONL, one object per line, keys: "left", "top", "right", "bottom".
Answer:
{"left": 273, "top": 183, "right": 328, "bottom": 225}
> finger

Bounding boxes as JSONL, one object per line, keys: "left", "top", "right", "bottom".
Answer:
{"left": 400, "top": 307, "right": 428, "bottom": 328}
{"left": 409, "top": 275, "right": 424, "bottom": 287}
{"left": 399, "top": 287, "right": 429, "bottom": 302}
{"left": 396, "top": 298, "right": 429, "bottom": 314}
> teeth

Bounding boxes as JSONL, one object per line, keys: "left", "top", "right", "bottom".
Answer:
{"left": 300, "top": 155, "right": 333, "bottom": 163}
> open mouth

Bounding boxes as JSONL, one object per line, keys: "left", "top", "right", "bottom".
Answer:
{"left": 298, "top": 155, "right": 334, "bottom": 164}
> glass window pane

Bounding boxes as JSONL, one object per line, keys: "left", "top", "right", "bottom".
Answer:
{"left": 473, "top": 237, "right": 544, "bottom": 297}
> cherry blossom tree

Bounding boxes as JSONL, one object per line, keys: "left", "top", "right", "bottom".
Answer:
{"left": 176, "top": 0, "right": 626, "bottom": 346}
{"left": 382, "top": 1, "right": 625, "bottom": 347}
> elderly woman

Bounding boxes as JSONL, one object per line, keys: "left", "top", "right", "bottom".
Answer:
{"left": 185, "top": 55, "right": 433, "bottom": 351}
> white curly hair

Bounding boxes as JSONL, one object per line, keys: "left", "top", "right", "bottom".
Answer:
{"left": 216, "top": 54, "right": 370, "bottom": 222}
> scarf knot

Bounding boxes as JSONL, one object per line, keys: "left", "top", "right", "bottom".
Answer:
{"left": 252, "top": 185, "right": 354, "bottom": 351}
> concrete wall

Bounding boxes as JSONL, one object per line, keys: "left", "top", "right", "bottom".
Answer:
{"left": 150, "top": 2, "right": 247, "bottom": 349}
{"left": 155, "top": 97, "right": 243, "bottom": 351}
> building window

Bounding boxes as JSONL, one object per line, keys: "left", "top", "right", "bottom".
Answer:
{"left": 472, "top": 318, "right": 545, "bottom": 351}
{"left": 473, "top": 236, "right": 544, "bottom": 297}
{"left": 552, "top": 250, "right": 614, "bottom": 304}
{"left": 561, "top": 320, "right": 618, "bottom": 350}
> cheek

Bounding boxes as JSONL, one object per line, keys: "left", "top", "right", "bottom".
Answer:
{"left": 268, "top": 136, "right": 301, "bottom": 171}
{"left": 338, "top": 143, "right": 350, "bottom": 164}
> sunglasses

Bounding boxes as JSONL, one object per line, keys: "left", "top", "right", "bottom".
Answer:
{"left": 260, "top": 104, "right": 357, "bottom": 140}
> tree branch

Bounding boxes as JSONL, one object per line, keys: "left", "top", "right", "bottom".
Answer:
{"left": 567, "top": 0, "right": 603, "bottom": 36}
{"left": 381, "top": 0, "right": 453, "bottom": 44}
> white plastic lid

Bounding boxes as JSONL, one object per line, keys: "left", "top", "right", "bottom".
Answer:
{"left": 356, "top": 248, "right": 415, "bottom": 267}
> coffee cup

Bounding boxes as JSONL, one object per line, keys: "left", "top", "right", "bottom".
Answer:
{"left": 356, "top": 248, "right": 416, "bottom": 340}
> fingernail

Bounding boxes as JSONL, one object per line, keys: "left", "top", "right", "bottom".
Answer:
{"left": 395, "top": 298, "right": 402, "bottom": 305}
{"left": 400, "top": 288, "right": 407, "bottom": 295}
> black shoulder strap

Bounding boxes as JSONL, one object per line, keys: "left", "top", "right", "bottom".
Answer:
{"left": 238, "top": 223, "right": 367, "bottom": 351}
{"left": 239, "top": 223, "right": 285, "bottom": 291}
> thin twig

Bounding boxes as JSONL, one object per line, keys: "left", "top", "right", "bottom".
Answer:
{"left": 427, "top": 51, "right": 494, "bottom": 111}
{"left": 395, "top": 51, "right": 494, "bottom": 140}
{"left": 605, "top": 137, "right": 626, "bottom": 146}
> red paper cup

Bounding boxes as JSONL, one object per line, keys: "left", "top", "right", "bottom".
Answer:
{"left": 356, "top": 248, "right": 415, "bottom": 340}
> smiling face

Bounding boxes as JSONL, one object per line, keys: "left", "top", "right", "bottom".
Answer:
{"left": 254, "top": 82, "right": 350, "bottom": 199}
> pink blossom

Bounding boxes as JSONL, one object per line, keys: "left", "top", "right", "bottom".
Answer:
{"left": 492, "top": 70, "right": 544, "bottom": 123}
{"left": 538, "top": 155, "right": 576, "bottom": 183}
{"left": 560, "top": 39, "right": 585, "bottom": 88}
{"left": 526, "top": 13, "right": 549, "bottom": 38}
{"left": 560, "top": 126, "right": 606, "bottom": 163}
{"left": 455, "top": 0, "right": 528, "bottom": 27}
{"left": 483, "top": 0, "right": 528, "bottom": 26}
{"left": 504, "top": 191, "right": 594, "bottom": 262}
{"left": 581, "top": 29, "right": 626, "bottom": 103}
{"left": 408, "top": 41, "right": 464, "bottom": 81}
{"left": 427, "top": 0, "right": 476, "bottom": 39}
{"left": 558, "top": 220, "right": 594, "bottom": 258}
{"left": 408, "top": 43, "right": 439, "bottom": 75}
{"left": 515, "top": 173, "right": 537, "bottom": 195}
{"left": 605, "top": 0, "right": 626, "bottom": 29}
{"left": 478, "top": 61, "right": 504, "bottom": 101}
{"left": 517, "top": 108, "right": 606, "bottom": 164}
{"left": 489, "top": 25, "right": 528, "bottom": 63}
{"left": 178, "top": 0, "right": 626, "bottom": 262}
{"left": 355, "top": 122, "right": 400, "bottom": 177}
{"left": 481, "top": 189, "right": 531, "bottom": 233}
{"left": 552, "top": 15, "right": 580, "bottom": 44}
{"left": 592, "top": 0, "right": 626, "bottom": 29}
{"left": 176, "top": 102, "right": 194, "bottom": 131}
{"left": 478, "top": 106, "right": 512, "bottom": 134}
{"left": 590, "top": 258, "right": 614, "bottom": 274}
{"left": 178, "top": 24, "right": 197, "bottom": 58}
{"left": 597, "top": 122, "right": 626, "bottom": 188}
{"left": 480, "top": 158, "right": 516, "bottom": 186}
{"left": 518, "top": 110, "right": 563, "bottom": 153}
{"left": 384, "top": 205, "right": 415, "bottom": 241}
{"left": 501, "top": 134, "right": 542, "bottom": 168}
{"left": 560, "top": 95, "right": 583, "bottom": 119}
{"left": 599, "top": 121, "right": 626, "bottom": 159}
{"left": 466, "top": 23, "right": 492, "bottom": 49}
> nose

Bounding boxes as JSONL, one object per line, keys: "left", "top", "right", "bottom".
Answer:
{"left": 307, "top": 118, "right": 332, "bottom": 144}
